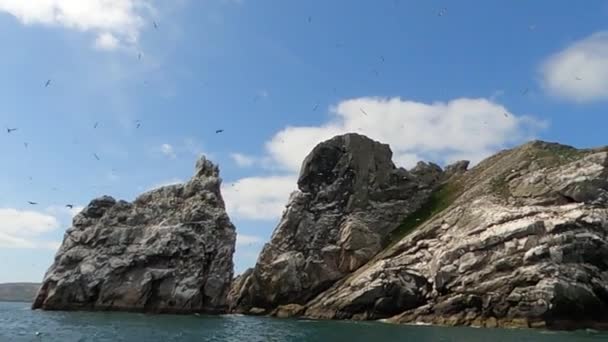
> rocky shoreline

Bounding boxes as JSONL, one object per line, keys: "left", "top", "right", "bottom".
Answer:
{"left": 33, "top": 134, "right": 608, "bottom": 330}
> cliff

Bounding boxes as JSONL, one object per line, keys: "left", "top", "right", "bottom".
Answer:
{"left": 229, "top": 133, "right": 455, "bottom": 312}
{"left": 232, "top": 135, "right": 608, "bottom": 330}
{"left": 32, "top": 157, "right": 236, "bottom": 314}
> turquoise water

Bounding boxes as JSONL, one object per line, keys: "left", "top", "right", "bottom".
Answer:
{"left": 1, "top": 302, "right": 607, "bottom": 342}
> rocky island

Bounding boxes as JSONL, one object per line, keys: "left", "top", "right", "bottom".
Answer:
{"left": 32, "top": 157, "right": 236, "bottom": 313}
{"left": 231, "top": 134, "right": 608, "bottom": 330}
{"left": 34, "top": 133, "right": 608, "bottom": 330}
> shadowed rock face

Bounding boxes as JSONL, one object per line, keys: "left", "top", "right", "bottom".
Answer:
{"left": 32, "top": 157, "right": 236, "bottom": 314}
{"left": 229, "top": 133, "right": 446, "bottom": 312}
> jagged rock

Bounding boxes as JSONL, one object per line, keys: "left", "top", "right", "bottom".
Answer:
{"left": 230, "top": 133, "right": 444, "bottom": 311}
{"left": 272, "top": 304, "right": 307, "bottom": 318}
{"left": 32, "top": 157, "right": 236, "bottom": 314}
{"left": 306, "top": 140, "right": 608, "bottom": 329}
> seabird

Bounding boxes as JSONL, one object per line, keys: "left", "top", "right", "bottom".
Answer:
{"left": 522, "top": 88, "right": 529, "bottom": 95}
{"left": 215, "top": 129, "right": 224, "bottom": 134}
{"left": 313, "top": 104, "right": 319, "bottom": 111}
{"left": 45, "top": 80, "right": 51, "bottom": 87}
{"left": 575, "top": 76, "right": 582, "bottom": 80}
{"left": 7, "top": 128, "right": 17, "bottom": 133}
{"left": 437, "top": 8, "right": 447, "bottom": 16}
{"left": 138, "top": 53, "right": 142, "bottom": 60}
{"left": 135, "top": 120, "right": 141, "bottom": 128}
{"left": 66, "top": 204, "right": 74, "bottom": 209}
{"left": 380, "top": 55, "right": 385, "bottom": 62}
{"left": 93, "top": 153, "right": 100, "bottom": 161}
{"left": 359, "top": 108, "right": 368, "bottom": 116}
{"left": 94, "top": 122, "right": 98, "bottom": 129}
{"left": 503, "top": 112, "right": 509, "bottom": 117}
{"left": 24, "top": 142, "right": 28, "bottom": 148}
{"left": 27, "top": 201, "right": 37, "bottom": 205}
{"left": 153, "top": 21, "right": 158, "bottom": 29}
{"left": 307, "top": 16, "right": 312, "bottom": 23}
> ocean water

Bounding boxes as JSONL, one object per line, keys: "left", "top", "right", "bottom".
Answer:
{"left": 1, "top": 302, "right": 607, "bottom": 342}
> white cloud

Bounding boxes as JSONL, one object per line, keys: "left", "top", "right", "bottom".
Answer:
{"left": 0, "top": 208, "right": 62, "bottom": 250}
{"left": 540, "top": 31, "right": 608, "bottom": 102}
{"left": 230, "top": 153, "right": 256, "bottom": 167}
{"left": 0, "top": 0, "right": 153, "bottom": 49}
{"left": 222, "top": 176, "right": 296, "bottom": 220}
{"left": 94, "top": 32, "right": 119, "bottom": 50}
{"left": 224, "top": 96, "right": 546, "bottom": 221}
{"left": 266, "top": 97, "right": 546, "bottom": 171}
{"left": 160, "top": 143, "right": 177, "bottom": 159}
{"left": 236, "top": 234, "right": 264, "bottom": 246}
{"left": 184, "top": 138, "right": 208, "bottom": 158}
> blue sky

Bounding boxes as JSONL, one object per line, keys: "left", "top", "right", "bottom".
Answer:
{"left": 1, "top": 0, "right": 608, "bottom": 283}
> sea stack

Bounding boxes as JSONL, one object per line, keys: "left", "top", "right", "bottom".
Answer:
{"left": 229, "top": 133, "right": 450, "bottom": 313}
{"left": 33, "top": 156, "right": 236, "bottom": 314}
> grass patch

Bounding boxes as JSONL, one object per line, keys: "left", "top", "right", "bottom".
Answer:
{"left": 386, "top": 181, "right": 463, "bottom": 247}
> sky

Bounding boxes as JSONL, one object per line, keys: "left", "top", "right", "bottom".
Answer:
{"left": 1, "top": 0, "right": 608, "bottom": 283}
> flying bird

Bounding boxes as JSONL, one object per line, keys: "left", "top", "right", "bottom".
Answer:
{"left": 380, "top": 55, "right": 385, "bottom": 63}
{"left": 93, "top": 122, "right": 98, "bottom": 129}
{"left": 93, "top": 153, "right": 100, "bottom": 161}
{"left": 27, "top": 201, "right": 37, "bottom": 205}
{"left": 6, "top": 127, "right": 17, "bottom": 133}
{"left": 45, "top": 79, "right": 51, "bottom": 87}
{"left": 372, "top": 69, "right": 379, "bottom": 77}
{"left": 135, "top": 120, "right": 141, "bottom": 128}
{"left": 360, "top": 108, "right": 369, "bottom": 116}
{"left": 138, "top": 53, "right": 142, "bottom": 60}
{"left": 522, "top": 88, "right": 529, "bottom": 95}
{"left": 529, "top": 24, "right": 536, "bottom": 30}
{"left": 66, "top": 204, "right": 74, "bottom": 209}
{"left": 24, "top": 142, "right": 28, "bottom": 148}
{"left": 307, "top": 16, "right": 312, "bottom": 23}
{"left": 575, "top": 76, "right": 582, "bottom": 81}
{"left": 503, "top": 112, "right": 509, "bottom": 118}
{"left": 313, "top": 104, "right": 319, "bottom": 111}
{"left": 153, "top": 21, "right": 158, "bottom": 29}
{"left": 215, "top": 129, "right": 224, "bottom": 134}
{"left": 437, "top": 8, "right": 447, "bottom": 16}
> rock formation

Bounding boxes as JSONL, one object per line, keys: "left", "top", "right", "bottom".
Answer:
{"left": 229, "top": 133, "right": 448, "bottom": 312}
{"left": 232, "top": 136, "right": 608, "bottom": 330}
{"left": 33, "top": 157, "right": 236, "bottom": 314}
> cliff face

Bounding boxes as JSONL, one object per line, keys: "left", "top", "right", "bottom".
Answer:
{"left": 33, "top": 157, "right": 236, "bottom": 314}
{"left": 232, "top": 136, "right": 608, "bottom": 330}
{"left": 229, "top": 133, "right": 451, "bottom": 312}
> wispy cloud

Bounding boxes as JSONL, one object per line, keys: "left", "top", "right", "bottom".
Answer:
{"left": 0, "top": 208, "right": 63, "bottom": 250}
{"left": 94, "top": 32, "right": 120, "bottom": 51}
{"left": 540, "top": 31, "right": 608, "bottom": 102}
{"left": 230, "top": 153, "right": 256, "bottom": 167}
{"left": 0, "top": 0, "right": 155, "bottom": 49}
{"left": 160, "top": 143, "right": 177, "bottom": 159}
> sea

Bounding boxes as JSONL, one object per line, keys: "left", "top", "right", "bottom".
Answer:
{"left": 1, "top": 301, "right": 607, "bottom": 342}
